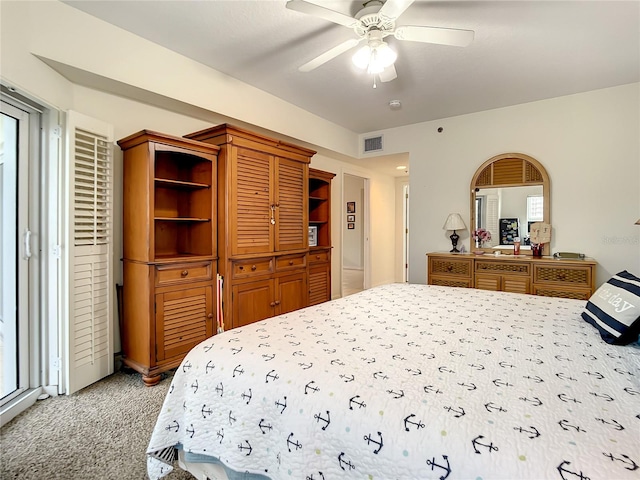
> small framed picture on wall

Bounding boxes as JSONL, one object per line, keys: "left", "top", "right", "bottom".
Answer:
{"left": 347, "top": 215, "right": 355, "bottom": 222}
{"left": 346, "top": 201, "right": 356, "bottom": 213}
{"left": 347, "top": 223, "right": 355, "bottom": 229}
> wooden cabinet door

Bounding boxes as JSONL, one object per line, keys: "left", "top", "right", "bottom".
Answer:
{"left": 502, "top": 276, "right": 530, "bottom": 295}
{"left": 155, "top": 286, "right": 213, "bottom": 362}
{"left": 309, "top": 263, "right": 331, "bottom": 305}
{"left": 275, "top": 157, "right": 308, "bottom": 252}
{"left": 231, "top": 147, "right": 273, "bottom": 256}
{"left": 276, "top": 272, "right": 308, "bottom": 315}
{"left": 231, "top": 279, "right": 275, "bottom": 329}
{"left": 475, "top": 274, "right": 501, "bottom": 291}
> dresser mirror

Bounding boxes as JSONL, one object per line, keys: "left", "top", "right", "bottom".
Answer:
{"left": 470, "top": 153, "right": 550, "bottom": 255}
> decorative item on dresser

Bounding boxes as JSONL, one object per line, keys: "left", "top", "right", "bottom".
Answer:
{"left": 442, "top": 213, "right": 466, "bottom": 252}
{"left": 184, "top": 124, "right": 316, "bottom": 330}
{"left": 118, "top": 130, "right": 220, "bottom": 386}
{"left": 308, "top": 168, "right": 335, "bottom": 306}
{"left": 427, "top": 252, "right": 597, "bottom": 300}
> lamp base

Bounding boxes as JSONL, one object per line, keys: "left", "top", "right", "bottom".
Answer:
{"left": 449, "top": 230, "right": 460, "bottom": 253}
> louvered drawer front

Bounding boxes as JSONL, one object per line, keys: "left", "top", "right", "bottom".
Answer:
{"left": 276, "top": 253, "right": 307, "bottom": 271}
{"left": 309, "top": 250, "right": 330, "bottom": 264}
{"left": 155, "top": 262, "right": 212, "bottom": 286}
{"left": 476, "top": 261, "right": 530, "bottom": 275}
{"left": 232, "top": 258, "right": 274, "bottom": 279}
{"left": 430, "top": 259, "right": 472, "bottom": 277}
{"left": 157, "top": 286, "right": 212, "bottom": 361}
{"left": 534, "top": 265, "right": 591, "bottom": 287}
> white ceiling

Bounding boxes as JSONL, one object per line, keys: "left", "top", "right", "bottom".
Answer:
{"left": 63, "top": 0, "right": 640, "bottom": 136}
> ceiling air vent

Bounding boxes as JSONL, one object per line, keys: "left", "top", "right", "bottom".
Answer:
{"left": 363, "top": 135, "right": 383, "bottom": 153}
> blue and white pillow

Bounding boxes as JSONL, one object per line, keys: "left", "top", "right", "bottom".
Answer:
{"left": 581, "top": 270, "right": 640, "bottom": 345}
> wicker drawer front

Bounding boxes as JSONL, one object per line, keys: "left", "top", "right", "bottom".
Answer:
{"left": 232, "top": 258, "right": 274, "bottom": 279}
{"left": 534, "top": 264, "right": 591, "bottom": 286}
{"left": 476, "top": 260, "right": 530, "bottom": 276}
{"left": 155, "top": 262, "right": 212, "bottom": 286}
{"left": 276, "top": 253, "right": 307, "bottom": 271}
{"left": 430, "top": 276, "right": 472, "bottom": 288}
{"left": 430, "top": 258, "right": 472, "bottom": 277}
{"left": 532, "top": 285, "right": 591, "bottom": 300}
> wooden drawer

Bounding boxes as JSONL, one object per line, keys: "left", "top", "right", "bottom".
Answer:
{"left": 232, "top": 258, "right": 274, "bottom": 279}
{"left": 476, "top": 260, "right": 530, "bottom": 276}
{"left": 309, "top": 250, "right": 330, "bottom": 264}
{"left": 155, "top": 262, "right": 212, "bottom": 286}
{"left": 429, "top": 256, "right": 473, "bottom": 278}
{"left": 532, "top": 285, "right": 592, "bottom": 300}
{"left": 430, "top": 276, "right": 472, "bottom": 288}
{"left": 533, "top": 263, "right": 592, "bottom": 288}
{"left": 276, "top": 253, "right": 307, "bottom": 271}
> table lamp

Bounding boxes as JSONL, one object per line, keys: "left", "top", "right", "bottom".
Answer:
{"left": 443, "top": 213, "right": 466, "bottom": 253}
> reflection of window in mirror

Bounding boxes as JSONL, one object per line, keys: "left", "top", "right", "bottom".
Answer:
{"left": 475, "top": 197, "right": 484, "bottom": 231}
{"left": 526, "top": 195, "right": 544, "bottom": 244}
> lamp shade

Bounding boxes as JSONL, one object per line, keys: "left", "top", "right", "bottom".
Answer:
{"left": 443, "top": 213, "right": 466, "bottom": 231}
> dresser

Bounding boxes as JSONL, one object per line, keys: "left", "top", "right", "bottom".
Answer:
{"left": 427, "top": 252, "right": 596, "bottom": 300}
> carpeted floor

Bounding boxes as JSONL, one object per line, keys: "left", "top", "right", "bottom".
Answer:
{"left": 1, "top": 369, "right": 193, "bottom": 480}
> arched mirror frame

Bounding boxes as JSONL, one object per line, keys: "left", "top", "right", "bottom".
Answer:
{"left": 470, "top": 153, "right": 550, "bottom": 256}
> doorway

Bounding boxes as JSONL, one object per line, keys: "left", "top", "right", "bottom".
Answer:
{"left": 342, "top": 173, "right": 367, "bottom": 296}
{"left": 0, "top": 97, "right": 39, "bottom": 408}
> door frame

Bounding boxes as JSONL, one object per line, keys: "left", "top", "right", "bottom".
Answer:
{"left": 340, "top": 170, "right": 371, "bottom": 296}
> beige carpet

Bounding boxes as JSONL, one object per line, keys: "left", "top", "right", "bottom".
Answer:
{"left": 1, "top": 369, "right": 193, "bottom": 480}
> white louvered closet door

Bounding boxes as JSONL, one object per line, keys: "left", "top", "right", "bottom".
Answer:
{"left": 64, "top": 111, "right": 114, "bottom": 394}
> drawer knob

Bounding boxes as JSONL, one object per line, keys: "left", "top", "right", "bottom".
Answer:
{"left": 316, "top": 255, "right": 321, "bottom": 260}
{"left": 251, "top": 265, "right": 257, "bottom": 271}
{"left": 239, "top": 265, "right": 244, "bottom": 271}
{"left": 181, "top": 270, "right": 189, "bottom": 277}
{"left": 447, "top": 265, "right": 453, "bottom": 272}
{"left": 289, "top": 260, "right": 294, "bottom": 265}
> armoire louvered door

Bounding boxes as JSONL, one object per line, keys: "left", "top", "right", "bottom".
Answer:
{"left": 275, "top": 157, "right": 307, "bottom": 252}
{"left": 65, "top": 111, "right": 114, "bottom": 395}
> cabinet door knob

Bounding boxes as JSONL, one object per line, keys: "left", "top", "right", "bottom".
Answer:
{"left": 207, "top": 313, "right": 213, "bottom": 318}
{"left": 251, "top": 265, "right": 257, "bottom": 271}
{"left": 270, "top": 302, "right": 276, "bottom": 307}
{"left": 181, "top": 270, "right": 189, "bottom": 277}
{"left": 275, "top": 300, "right": 281, "bottom": 306}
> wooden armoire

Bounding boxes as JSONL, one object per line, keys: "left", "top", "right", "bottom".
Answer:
{"left": 185, "top": 124, "right": 316, "bottom": 329}
{"left": 118, "top": 131, "right": 219, "bottom": 385}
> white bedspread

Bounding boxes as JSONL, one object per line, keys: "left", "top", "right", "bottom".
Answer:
{"left": 147, "top": 284, "right": 640, "bottom": 479}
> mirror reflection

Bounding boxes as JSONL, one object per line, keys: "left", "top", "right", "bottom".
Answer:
{"left": 474, "top": 185, "right": 544, "bottom": 248}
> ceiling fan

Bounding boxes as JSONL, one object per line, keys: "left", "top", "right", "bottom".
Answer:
{"left": 286, "top": 0, "right": 474, "bottom": 83}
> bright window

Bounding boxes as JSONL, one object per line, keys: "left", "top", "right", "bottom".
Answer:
{"left": 527, "top": 195, "right": 544, "bottom": 222}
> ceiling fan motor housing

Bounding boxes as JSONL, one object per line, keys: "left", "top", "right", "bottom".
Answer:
{"left": 354, "top": 2, "right": 395, "bottom": 39}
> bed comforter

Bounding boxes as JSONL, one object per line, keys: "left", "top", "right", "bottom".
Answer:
{"left": 147, "top": 284, "right": 640, "bottom": 479}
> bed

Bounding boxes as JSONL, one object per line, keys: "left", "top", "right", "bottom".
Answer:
{"left": 147, "top": 283, "right": 640, "bottom": 480}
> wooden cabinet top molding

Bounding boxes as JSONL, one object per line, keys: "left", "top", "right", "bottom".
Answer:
{"left": 185, "top": 123, "right": 316, "bottom": 160}
{"left": 117, "top": 129, "right": 220, "bottom": 155}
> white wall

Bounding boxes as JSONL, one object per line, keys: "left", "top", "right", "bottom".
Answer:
{"left": 343, "top": 174, "right": 365, "bottom": 269}
{"left": 370, "top": 83, "right": 640, "bottom": 286}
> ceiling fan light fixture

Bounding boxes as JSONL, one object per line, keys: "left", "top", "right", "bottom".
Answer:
{"left": 352, "top": 40, "right": 397, "bottom": 74}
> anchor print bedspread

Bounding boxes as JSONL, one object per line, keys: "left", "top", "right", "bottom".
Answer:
{"left": 147, "top": 283, "right": 640, "bottom": 480}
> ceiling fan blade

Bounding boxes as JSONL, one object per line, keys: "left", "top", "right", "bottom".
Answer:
{"left": 286, "top": 0, "right": 356, "bottom": 28}
{"left": 379, "top": 0, "right": 415, "bottom": 21}
{"left": 379, "top": 64, "right": 398, "bottom": 83}
{"left": 394, "top": 25, "right": 474, "bottom": 47}
{"left": 299, "top": 38, "right": 361, "bottom": 72}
